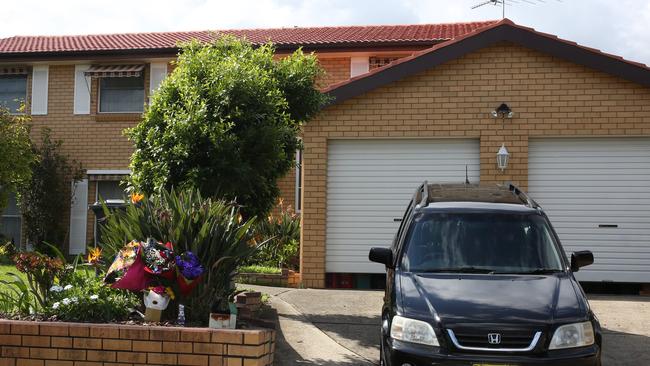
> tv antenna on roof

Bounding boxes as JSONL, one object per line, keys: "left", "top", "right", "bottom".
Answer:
{"left": 472, "top": 0, "right": 562, "bottom": 19}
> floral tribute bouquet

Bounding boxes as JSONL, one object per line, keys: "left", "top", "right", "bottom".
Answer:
{"left": 104, "top": 238, "right": 205, "bottom": 322}
{"left": 175, "top": 251, "right": 205, "bottom": 296}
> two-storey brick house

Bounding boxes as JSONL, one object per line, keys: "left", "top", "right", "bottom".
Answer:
{"left": 0, "top": 21, "right": 495, "bottom": 253}
{"left": 2, "top": 19, "right": 650, "bottom": 288}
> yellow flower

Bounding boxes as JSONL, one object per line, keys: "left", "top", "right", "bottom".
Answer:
{"left": 87, "top": 247, "right": 102, "bottom": 264}
{"left": 130, "top": 192, "right": 144, "bottom": 204}
{"left": 165, "top": 287, "right": 175, "bottom": 300}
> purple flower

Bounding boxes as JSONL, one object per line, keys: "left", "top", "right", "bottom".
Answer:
{"left": 175, "top": 252, "right": 205, "bottom": 280}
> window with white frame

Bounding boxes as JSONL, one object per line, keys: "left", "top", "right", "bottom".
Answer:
{"left": 0, "top": 75, "right": 27, "bottom": 113}
{"left": 295, "top": 149, "right": 303, "bottom": 212}
{"left": 0, "top": 192, "right": 22, "bottom": 245}
{"left": 99, "top": 76, "right": 145, "bottom": 113}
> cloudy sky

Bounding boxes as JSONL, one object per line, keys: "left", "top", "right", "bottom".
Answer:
{"left": 2, "top": 0, "right": 649, "bottom": 65}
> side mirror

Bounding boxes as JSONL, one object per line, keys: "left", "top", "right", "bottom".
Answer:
{"left": 369, "top": 247, "right": 394, "bottom": 269}
{"left": 571, "top": 251, "right": 594, "bottom": 272}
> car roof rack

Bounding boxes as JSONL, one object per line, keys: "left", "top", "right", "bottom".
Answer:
{"left": 506, "top": 183, "right": 540, "bottom": 209}
{"left": 411, "top": 181, "right": 541, "bottom": 209}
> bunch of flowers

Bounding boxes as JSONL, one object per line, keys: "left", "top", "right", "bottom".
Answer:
{"left": 105, "top": 237, "right": 206, "bottom": 320}
{"left": 176, "top": 251, "right": 204, "bottom": 280}
{"left": 142, "top": 239, "right": 175, "bottom": 277}
{"left": 175, "top": 251, "right": 205, "bottom": 296}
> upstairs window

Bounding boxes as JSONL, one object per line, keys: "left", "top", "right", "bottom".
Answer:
{"left": 85, "top": 64, "right": 145, "bottom": 113}
{"left": 0, "top": 72, "right": 28, "bottom": 113}
{"left": 369, "top": 56, "right": 400, "bottom": 70}
{"left": 99, "top": 76, "right": 145, "bottom": 113}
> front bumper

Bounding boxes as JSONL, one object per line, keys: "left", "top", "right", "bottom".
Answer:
{"left": 386, "top": 340, "right": 601, "bottom": 366}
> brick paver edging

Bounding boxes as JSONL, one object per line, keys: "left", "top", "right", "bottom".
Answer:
{"left": 0, "top": 319, "right": 275, "bottom": 366}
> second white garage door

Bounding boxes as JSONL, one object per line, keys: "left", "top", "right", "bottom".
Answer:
{"left": 326, "top": 139, "right": 480, "bottom": 273}
{"left": 529, "top": 138, "right": 650, "bottom": 282}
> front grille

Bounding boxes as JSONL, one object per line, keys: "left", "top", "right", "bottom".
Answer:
{"left": 447, "top": 326, "right": 542, "bottom": 352}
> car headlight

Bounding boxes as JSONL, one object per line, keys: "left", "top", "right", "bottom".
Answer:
{"left": 390, "top": 315, "right": 439, "bottom": 346}
{"left": 549, "top": 321, "right": 595, "bottom": 350}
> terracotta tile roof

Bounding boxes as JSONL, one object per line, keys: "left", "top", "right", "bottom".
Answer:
{"left": 0, "top": 21, "right": 497, "bottom": 54}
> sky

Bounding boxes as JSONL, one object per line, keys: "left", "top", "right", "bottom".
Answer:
{"left": 2, "top": 0, "right": 649, "bottom": 65}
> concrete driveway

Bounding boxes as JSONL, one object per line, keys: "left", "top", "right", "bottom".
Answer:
{"left": 250, "top": 285, "right": 650, "bottom": 366}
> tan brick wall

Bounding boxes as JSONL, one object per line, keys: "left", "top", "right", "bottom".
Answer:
{"left": 318, "top": 57, "right": 351, "bottom": 87}
{"left": 276, "top": 164, "right": 296, "bottom": 214}
{"left": 300, "top": 42, "right": 650, "bottom": 288}
{"left": 30, "top": 64, "right": 147, "bottom": 170}
{"left": 24, "top": 54, "right": 353, "bottom": 251}
{"left": 0, "top": 319, "right": 275, "bottom": 366}
{"left": 26, "top": 65, "right": 150, "bottom": 251}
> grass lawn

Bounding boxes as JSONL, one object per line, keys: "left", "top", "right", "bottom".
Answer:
{"left": 0, "top": 263, "right": 25, "bottom": 283}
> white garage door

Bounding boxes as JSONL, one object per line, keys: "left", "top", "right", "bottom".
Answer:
{"left": 326, "top": 139, "right": 480, "bottom": 273}
{"left": 529, "top": 138, "right": 650, "bottom": 282}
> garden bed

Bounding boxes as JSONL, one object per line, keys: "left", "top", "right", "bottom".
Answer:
{"left": 0, "top": 319, "right": 275, "bottom": 366}
{"left": 236, "top": 268, "right": 300, "bottom": 288}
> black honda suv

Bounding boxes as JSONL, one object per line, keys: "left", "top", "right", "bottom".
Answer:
{"left": 370, "top": 183, "right": 601, "bottom": 366}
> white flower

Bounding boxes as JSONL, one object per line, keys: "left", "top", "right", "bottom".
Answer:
{"left": 62, "top": 298, "right": 71, "bottom": 305}
{"left": 63, "top": 284, "right": 73, "bottom": 291}
{"left": 71, "top": 297, "right": 78, "bottom": 303}
{"left": 50, "top": 285, "right": 63, "bottom": 293}
{"left": 89, "top": 295, "right": 99, "bottom": 301}
{"left": 52, "top": 302, "right": 60, "bottom": 309}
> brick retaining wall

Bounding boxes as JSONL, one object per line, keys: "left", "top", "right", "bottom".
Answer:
{"left": 236, "top": 269, "right": 300, "bottom": 288}
{"left": 0, "top": 319, "right": 274, "bottom": 366}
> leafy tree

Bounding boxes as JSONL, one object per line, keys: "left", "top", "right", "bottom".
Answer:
{"left": 127, "top": 36, "right": 327, "bottom": 217}
{"left": 18, "top": 128, "right": 83, "bottom": 253}
{"left": 0, "top": 108, "right": 35, "bottom": 213}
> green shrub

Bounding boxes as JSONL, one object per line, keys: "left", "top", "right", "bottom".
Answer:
{"left": 127, "top": 36, "right": 328, "bottom": 218}
{"left": 0, "top": 107, "right": 36, "bottom": 214}
{"left": 249, "top": 205, "right": 300, "bottom": 270}
{"left": 18, "top": 128, "right": 83, "bottom": 254}
{"left": 47, "top": 272, "right": 139, "bottom": 322}
{"left": 99, "top": 188, "right": 267, "bottom": 323}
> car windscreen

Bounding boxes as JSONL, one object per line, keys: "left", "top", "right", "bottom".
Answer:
{"left": 401, "top": 212, "right": 564, "bottom": 274}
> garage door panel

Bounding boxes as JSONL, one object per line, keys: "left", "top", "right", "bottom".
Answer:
{"left": 326, "top": 139, "right": 480, "bottom": 273}
{"left": 529, "top": 138, "right": 650, "bottom": 282}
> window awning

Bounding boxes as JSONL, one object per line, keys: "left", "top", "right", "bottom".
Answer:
{"left": 84, "top": 64, "right": 145, "bottom": 78}
{"left": 0, "top": 66, "right": 29, "bottom": 75}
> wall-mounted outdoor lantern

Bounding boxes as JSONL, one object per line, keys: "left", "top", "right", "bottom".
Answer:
{"left": 497, "top": 143, "right": 510, "bottom": 171}
{"left": 491, "top": 103, "right": 514, "bottom": 119}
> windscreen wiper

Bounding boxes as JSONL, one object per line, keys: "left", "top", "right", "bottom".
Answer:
{"left": 494, "top": 268, "right": 563, "bottom": 275}
{"left": 419, "top": 266, "right": 496, "bottom": 274}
